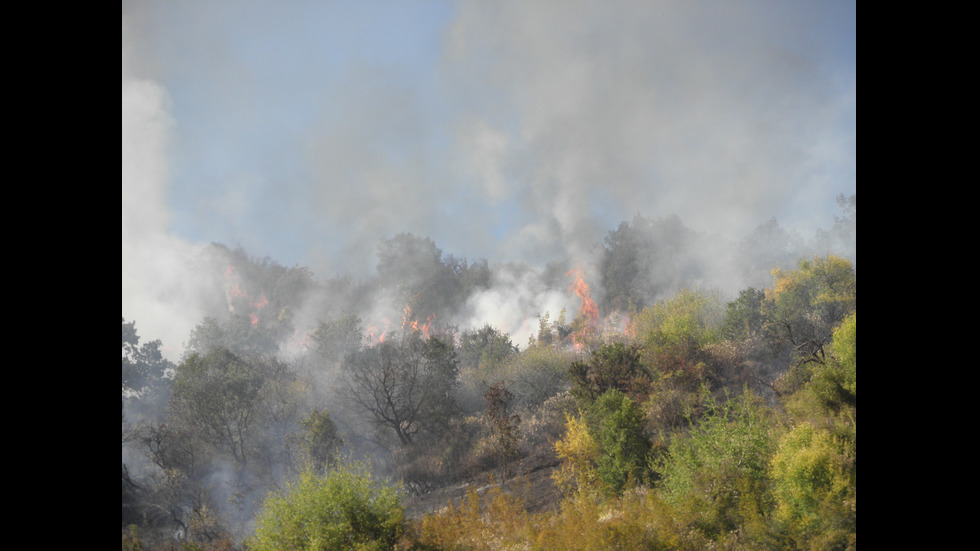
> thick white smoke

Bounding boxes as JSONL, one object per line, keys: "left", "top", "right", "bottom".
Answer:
{"left": 123, "top": 15, "right": 214, "bottom": 360}
{"left": 122, "top": 1, "right": 855, "bottom": 355}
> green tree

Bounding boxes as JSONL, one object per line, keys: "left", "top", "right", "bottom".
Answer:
{"left": 311, "top": 314, "right": 364, "bottom": 366}
{"left": 187, "top": 315, "right": 281, "bottom": 357}
{"left": 300, "top": 408, "right": 344, "bottom": 473}
{"left": 736, "top": 218, "right": 806, "bottom": 290}
{"left": 599, "top": 214, "right": 708, "bottom": 312}
{"left": 455, "top": 324, "right": 519, "bottom": 412}
{"left": 585, "top": 389, "right": 651, "bottom": 495}
{"left": 170, "top": 348, "right": 265, "bottom": 466}
{"left": 122, "top": 317, "right": 174, "bottom": 406}
{"left": 814, "top": 194, "right": 856, "bottom": 263}
{"left": 251, "top": 354, "right": 310, "bottom": 478}
{"left": 457, "top": 324, "right": 518, "bottom": 378}
{"left": 765, "top": 255, "right": 855, "bottom": 368}
{"left": 632, "top": 289, "right": 725, "bottom": 421}
{"left": 375, "top": 233, "right": 463, "bottom": 324}
{"left": 551, "top": 390, "right": 652, "bottom": 499}
{"left": 552, "top": 412, "right": 602, "bottom": 499}
{"left": 250, "top": 462, "right": 405, "bottom": 551}
{"left": 793, "top": 311, "right": 856, "bottom": 420}
{"left": 722, "top": 288, "right": 766, "bottom": 341}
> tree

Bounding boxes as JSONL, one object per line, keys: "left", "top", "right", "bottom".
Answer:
{"left": 585, "top": 389, "right": 651, "bottom": 495}
{"left": 170, "top": 348, "right": 265, "bottom": 466}
{"left": 311, "top": 314, "right": 364, "bottom": 367}
{"left": 481, "top": 382, "right": 521, "bottom": 478}
{"left": 599, "top": 214, "right": 710, "bottom": 311}
{"left": 375, "top": 233, "right": 462, "bottom": 324}
{"left": 552, "top": 412, "right": 601, "bottom": 499}
{"left": 122, "top": 317, "right": 174, "bottom": 407}
{"left": 341, "top": 332, "right": 459, "bottom": 446}
{"left": 635, "top": 289, "right": 725, "bottom": 368}
{"left": 457, "top": 324, "right": 518, "bottom": 377}
{"left": 736, "top": 218, "right": 806, "bottom": 290}
{"left": 798, "top": 312, "right": 856, "bottom": 416}
{"left": 186, "top": 315, "right": 281, "bottom": 358}
{"left": 299, "top": 409, "right": 343, "bottom": 473}
{"left": 123, "top": 318, "right": 176, "bottom": 527}
{"left": 552, "top": 390, "right": 652, "bottom": 499}
{"left": 781, "top": 312, "right": 856, "bottom": 446}
{"left": 250, "top": 462, "right": 405, "bottom": 551}
{"left": 722, "top": 288, "right": 767, "bottom": 342}
{"left": 814, "top": 194, "right": 856, "bottom": 262}
{"left": 764, "top": 255, "right": 856, "bottom": 369}
{"left": 456, "top": 324, "right": 521, "bottom": 412}
{"left": 568, "top": 342, "right": 646, "bottom": 404}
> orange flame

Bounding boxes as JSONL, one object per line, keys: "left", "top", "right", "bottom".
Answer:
{"left": 366, "top": 321, "right": 388, "bottom": 345}
{"left": 250, "top": 293, "right": 269, "bottom": 310}
{"left": 401, "top": 305, "right": 434, "bottom": 340}
{"left": 566, "top": 267, "right": 600, "bottom": 349}
{"left": 566, "top": 267, "right": 599, "bottom": 324}
{"left": 624, "top": 314, "right": 637, "bottom": 338}
{"left": 224, "top": 265, "right": 269, "bottom": 326}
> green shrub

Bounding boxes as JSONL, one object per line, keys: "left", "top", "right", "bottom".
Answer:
{"left": 658, "top": 389, "right": 777, "bottom": 540}
{"left": 770, "top": 423, "right": 855, "bottom": 548}
{"left": 586, "top": 390, "right": 652, "bottom": 495}
{"left": 250, "top": 461, "right": 404, "bottom": 551}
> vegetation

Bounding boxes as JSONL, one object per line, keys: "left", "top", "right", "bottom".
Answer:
{"left": 250, "top": 462, "right": 404, "bottom": 551}
{"left": 122, "top": 202, "right": 855, "bottom": 549}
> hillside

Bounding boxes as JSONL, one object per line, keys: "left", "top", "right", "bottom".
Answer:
{"left": 404, "top": 447, "right": 562, "bottom": 520}
{"left": 122, "top": 212, "right": 855, "bottom": 550}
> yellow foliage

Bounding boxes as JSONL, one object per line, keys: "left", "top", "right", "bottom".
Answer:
{"left": 417, "top": 482, "right": 530, "bottom": 550}
{"left": 770, "top": 422, "right": 855, "bottom": 539}
{"left": 552, "top": 412, "right": 601, "bottom": 499}
{"left": 411, "top": 480, "right": 708, "bottom": 550}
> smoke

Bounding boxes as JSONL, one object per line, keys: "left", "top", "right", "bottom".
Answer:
{"left": 122, "top": 0, "right": 855, "bottom": 355}
{"left": 445, "top": 0, "right": 855, "bottom": 262}
{"left": 463, "top": 263, "right": 572, "bottom": 347}
{"left": 123, "top": 13, "right": 218, "bottom": 361}
{"left": 122, "top": 6, "right": 854, "bottom": 544}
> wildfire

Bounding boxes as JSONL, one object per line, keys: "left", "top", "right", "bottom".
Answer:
{"left": 366, "top": 318, "right": 390, "bottom": 345}
{"left": 402, "top": 305, "right": 434, "bottom": 340}
{"left": 566, "top": 267, "right": 599, "bottom": 324}
{"left": 224, "top": 265, "right": 269, "bottom": 326}
{"left": 566, "top": 267, "right": 600, "bottom": 349}
{"left": 362, "top": 306, "right": 435, "bottom": 347}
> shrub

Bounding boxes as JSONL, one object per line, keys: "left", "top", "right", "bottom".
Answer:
{"left": 658, "top": 389, "right": 778, "bottom": 540}
{"left": 552, "top": 412, "right": 601, "bottom": 499}
{"left": 568, "top": 342, "right": 647, "bottom": 404}
{"left": 249, "top": 461, "right": 404, "bottom": 551}
{"left": 770, "top": 423, "right": 855, "bottom": 548}
{"left": 586, "top": 390, "right": 652, "bottom": 495}
{"left": 416, "top": 483, "right": 530, "bottom": 551}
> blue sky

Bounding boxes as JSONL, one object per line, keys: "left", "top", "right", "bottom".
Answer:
{"left": 123, "top": 0, "right": 855, "bottom": 352}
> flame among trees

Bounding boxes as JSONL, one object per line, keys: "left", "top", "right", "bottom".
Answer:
{"left": 122, "top": 199, "right": 856, "bottom": 549}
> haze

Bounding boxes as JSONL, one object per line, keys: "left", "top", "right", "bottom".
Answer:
{"left": 122, "top": 1, "right": 856, "bottom": 358}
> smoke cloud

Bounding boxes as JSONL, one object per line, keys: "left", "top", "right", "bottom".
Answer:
{"left": 122, "top": 1, "right": 855, "bottom": 356}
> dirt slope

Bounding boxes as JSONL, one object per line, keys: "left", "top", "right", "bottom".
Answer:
{"left": 403, "top": 449, "right": 562, "bottom": 520}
